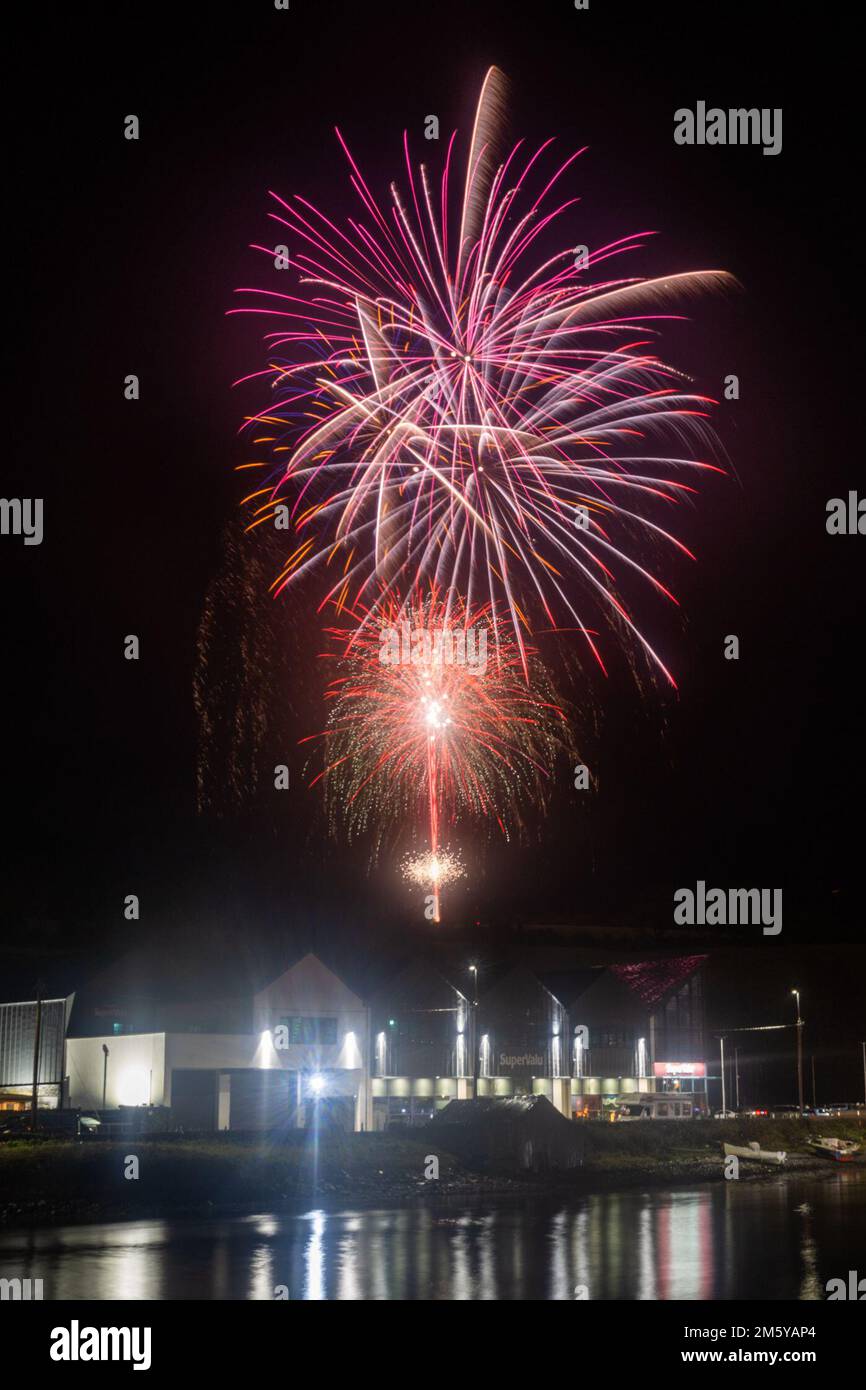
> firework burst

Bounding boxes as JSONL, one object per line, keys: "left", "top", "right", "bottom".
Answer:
{"left": 401, "top": 847, "right": 466, "bottom": 922}
{"left": 303, "top": 590, "right": 573, "bottom": 861}
{"left": 401, "top": 848, "right": 466, "bottom": 887}
{"left": 232, "top": 66, "right": 734, "bottom": 684}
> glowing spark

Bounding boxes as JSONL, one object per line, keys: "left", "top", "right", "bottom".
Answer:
{"left": 402, "top": 846, "right": 466, "bottom": 923}
{"left": 402, "top": 849, "right": 465, "bottom": 889}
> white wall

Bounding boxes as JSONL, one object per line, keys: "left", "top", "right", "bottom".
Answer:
{"left": 67, "top": 1034, "right": 166, "bottom": 1109}
{"left": 65, "top": 956, "right": 373, "bottom": 1126}
{"left": 67, "top": 1028, "right": 370, "bottom": 1113}
{"left": 252, "top": 952, "right": 370, "bottom": 1077}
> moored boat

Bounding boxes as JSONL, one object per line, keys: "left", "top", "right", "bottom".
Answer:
{"left": 723, "top": 1141, "right": 786, "bottom": 1166}
{"left": 806, "top": 1137, "right": 860, "bottom": 1162}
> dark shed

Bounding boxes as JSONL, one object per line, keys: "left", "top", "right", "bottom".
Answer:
{"left": 428, "top": 1096, "right": 585, "bottom": 1172}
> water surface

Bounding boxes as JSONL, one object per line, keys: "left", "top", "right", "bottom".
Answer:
{"left": 2, "top": 1170, "right": 863, "bottom": 1300}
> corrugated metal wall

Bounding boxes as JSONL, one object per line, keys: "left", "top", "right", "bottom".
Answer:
{"left": 0, "top": 999, "right": 68, "bottom": 1087}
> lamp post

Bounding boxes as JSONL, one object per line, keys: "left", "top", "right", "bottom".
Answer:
{"left": 101, "top": 1043, "right": 110, "bottom": 1110}
{"left": 31, "top": 985, "right": 43, "bottom": 1132}
{"left": 720, "top": 1036, "right": 727, "bottom": 1116}
{"left": 792, "top": 990, "right": 804, "bottom": 1116}
{"left": 469, "top": 965, "right": 478, "bottom": 1096}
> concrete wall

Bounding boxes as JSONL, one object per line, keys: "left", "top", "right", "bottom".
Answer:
{"left": 67, "top": 1033, "right": 167, "bottom": 1108}
{"left": 67, "top": 1028, "right": 373, "bottom": 1130}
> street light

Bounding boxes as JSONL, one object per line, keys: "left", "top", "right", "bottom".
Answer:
{"left": 714, "top": 1020, "right": 794, "bottom": 1114}
{"left": 791, "top": 990, "right": 804, "bottom": 1116}
{"left": 469, "top": 965, "right": 479, "bottom": 1095}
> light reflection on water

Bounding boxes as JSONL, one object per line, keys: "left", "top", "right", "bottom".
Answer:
{"left": 1, "top": 1171, "right": 863, "bottom": 1301}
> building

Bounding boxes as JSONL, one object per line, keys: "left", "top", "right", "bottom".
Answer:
{"left": 65, "top": 954, "right": 372, "bottom": 1132}
{"left": 476, "top": 964, "right": 574, "bottom": 1115}
{"left": 368, "top": 951, "right": 708, "bottom": 1124}
{"left": 2, "top": 946, "right": 707, "bottom": 1130}
{"left": 0, "top": 996, "right": 74, "bottom": 1110}
{"left": 368, "top": 958, "right": 474, "bottom": 1129}
{"left": 566, "top": 955, "right": 708, "bottom": 1117}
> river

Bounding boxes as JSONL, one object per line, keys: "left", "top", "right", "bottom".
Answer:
{"left": 2, "top": 1169, "right": 863, "bottom": 1300}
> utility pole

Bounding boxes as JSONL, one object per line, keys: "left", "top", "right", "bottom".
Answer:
{"left": 31, "top": 984, "right": 43, "bottom": 1132}
{"left": 720, "top": 1036, "right": 727, "bottom": 1116}
{"left": 102, "top": 1043, "right": 110, "bottom": 1109}
{"left": 792, "top": 990, "right": 804, "bottom": 1116}
{"left": 469, "top": 965, "right": 478, "bottom": 1097}
{"left": 734, "top": 1046, "right": 740, "bottom": 1110}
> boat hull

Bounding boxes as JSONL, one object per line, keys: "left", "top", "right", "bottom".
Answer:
{"left": 807, "top": 1140, "right": 860, "bottom": 1162}
{"left": 723, "top": 1142, "right": 786, "bottom": 1166}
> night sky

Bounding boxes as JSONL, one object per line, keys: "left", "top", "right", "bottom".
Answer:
{"left": 3, "top": 3, "right": 863, "bottom": 1090}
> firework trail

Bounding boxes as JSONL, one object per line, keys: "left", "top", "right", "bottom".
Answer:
{"left": 232, "top": 66, "right": 734, "bottom": 685}
{"left": 194, "top": 522, "right": 303, "bottom": 817}
{"left": 302, "top": 589, "right": 573, "bottom": 915}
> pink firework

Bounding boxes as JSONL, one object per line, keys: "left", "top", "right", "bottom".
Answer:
{"left": 232, "top": 67, "right": 734, "bottom": 684}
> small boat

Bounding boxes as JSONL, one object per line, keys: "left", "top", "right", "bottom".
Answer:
{"left": 806, "top": 1137, "right": 861, "bottom": 1163}
{"left": 723, "top": 1141, "right": 786, "bottom": 1166}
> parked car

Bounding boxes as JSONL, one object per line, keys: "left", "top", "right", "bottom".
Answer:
{"left": 616, "top": 1097, "right": 693, "bottom": 1120}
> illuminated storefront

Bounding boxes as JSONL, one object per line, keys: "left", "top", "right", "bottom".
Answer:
{"left": 66, "top": 954, "right": 373, "bottom": 1132}
{"left": 7, "top": 950, "right": 708, "bottom": 1131}
{"left": 368, "top": 959, "right": 474, "bottom": 1129}
{"left": 566, "top": 958, "right": 708, "bottom": 1117}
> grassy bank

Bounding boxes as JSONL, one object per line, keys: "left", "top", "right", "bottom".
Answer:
{"left": 0, "top": 1116, "right": 862, "bottom": 1227}
{"left": 578, "top": 1114, "right": 865, "bottom": 1178}
{"left": 0, "top": 1132, "right": 481, "bottom": 1225}
{"left": 583, "top": 1114, "right": 864, "bottom": 1163}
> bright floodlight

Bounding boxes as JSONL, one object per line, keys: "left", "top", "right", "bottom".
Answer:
{"left": 309, "top": 1073, "right": 326, "bottom": 1096}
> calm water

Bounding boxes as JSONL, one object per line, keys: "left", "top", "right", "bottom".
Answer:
{"left": 2, "top": 1170, "right": 864, "bottom": 1300}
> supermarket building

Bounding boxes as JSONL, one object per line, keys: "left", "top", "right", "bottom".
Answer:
{"left": 2, "top": 951, "right": 708, "bottom": 1129}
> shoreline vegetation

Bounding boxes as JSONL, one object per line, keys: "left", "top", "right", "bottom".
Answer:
{"left": 1, "top": 1117, "right": 863, "bottom": 1230}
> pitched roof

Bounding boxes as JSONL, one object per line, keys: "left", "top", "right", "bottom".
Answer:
{"left": 609, "top": 955, "right": 706, "bottom": 1007}
{"left": 537, "top": 968, "right": 604, "bottom": 1007}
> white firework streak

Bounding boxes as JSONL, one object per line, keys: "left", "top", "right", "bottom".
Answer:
{"left": 232, "top": 67, "right": 736, "bottom": 683}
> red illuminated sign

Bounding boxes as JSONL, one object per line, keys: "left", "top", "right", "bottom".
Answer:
{"left": 653, "top": 1061, "right": 706, "bottom": 1078}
